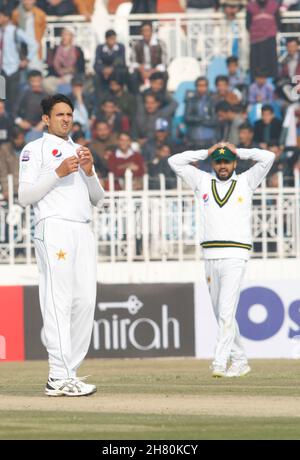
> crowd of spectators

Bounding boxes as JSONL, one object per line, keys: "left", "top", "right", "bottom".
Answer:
{"left": 0, "top": 0, "right": 300, "bottom": 201}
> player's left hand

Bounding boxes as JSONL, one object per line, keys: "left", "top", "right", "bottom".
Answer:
{"left": 77, "top": 147, "right": 94, "bottom": 176}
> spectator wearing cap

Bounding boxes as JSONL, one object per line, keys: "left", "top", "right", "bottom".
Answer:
{"left": 254, "top": 104, "right": 282, "bottom": 148}
{"left": 108, "top": 132, "right": 145, "bottom": 190}
{"left": 108, "top": 74, "right": 137, "bottom": 126}
{"left": 213, "top": 75, "right": 241, "bottom": 106}
{"left": 94, "top": 29, "right": 127, "bottom": 96}
{"left": 44, "top": 27, "right": 85, "bottom": 95}
{"left": 129, "top": 21, "right": 167, "bottom": 94}
{"left": 184, "top": 77, "right": 217, "bottom": 149}
{"left": 0, "top": 7, "right": 38, "bottom": 117}
{"left": 36, "top": 0, "right": 76, "bottom": 15}
{"left": 12, "top": 0, "right": 46, "bottom": 71}
{"left": 90, "top": 121, "right": 118, "bottom": 177}
{"left": 134, "top": 92, "right": 176, "bottom": 144}
{"left": 0, "top": 126, "right": 26, "bottom": 201}
{"left": 141, "top": 71, "right": 178, "bottom": 113}
{"left": 141, "top": 118, "right": 174, "bottom": 163}
{"left": 148, "top": 144, "right": 176, "bottom": 190}
{"left": 248, "top": 69, "right": 274, "bottom": 105}
{"left": 246, "top": 0, "right": 280, "bottom": 80}
{"left": 15, "top": 70, "right": 47, "bottom": 142}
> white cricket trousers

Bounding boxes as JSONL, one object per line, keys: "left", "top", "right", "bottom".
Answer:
{"left": 34, "top": 217, "right": 97, "bottom": 380}
{"left": 204, "top": 258, "right": 248, "bottom": 368}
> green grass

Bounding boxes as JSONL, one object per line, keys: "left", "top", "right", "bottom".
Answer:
{"left": 0, "top": 359, "right": 300, "bottom": 440}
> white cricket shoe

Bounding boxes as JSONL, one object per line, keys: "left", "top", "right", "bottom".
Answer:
{"left": 45, "top": 377, "right": 97, "bottom": 397}
{"left": 226, "top": 362, "right": 251, "bottom": 378}
{"left": 210, "top": 365, "right": 227, "bottom": 378}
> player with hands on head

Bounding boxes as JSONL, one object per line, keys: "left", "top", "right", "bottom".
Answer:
{"left": 169, "top": 140, "right": 275, "bottom": 378}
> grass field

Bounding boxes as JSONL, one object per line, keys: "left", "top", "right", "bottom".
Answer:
{"left": 0, "top": 359, "right": 300, "bottom": 440}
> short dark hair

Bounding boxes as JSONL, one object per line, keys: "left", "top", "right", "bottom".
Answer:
{"left": 254, "top": 68, "right": 268, "bottom": 78}
{"left": 149, "top": 71, "right": 165, "bottom": 81}
{"left": 144, "top": 92, "right": 160, "bottom": 103}
{"left": 215, "top": 75, "right": 229, "bottom": 85}
{"left": 101, "top": 97, "right": 116, "bottom": 105}
{"left": 28, "top": 70, "right": 42, "bottom": 79}
{"left": 41, "top": 94, "right": 74, "bottom": 116}
{"left": 286, "top": 37, "right": 299, "bottom": 45}
{"left": 226, "top": 56, "right": 238, "bottom": 65}
{"left": 72, "top": 130, "right": 86, "bottom": 143}
{"left": 0, "top": 7, "right": 10, "bottom": 18}
{"left": 118, "top": 131, "right": 131, "bottom": 139}
{"left": 141, "top": 21, "right": 153, "bottom": 30}
{"left": 108, "top": 73, "right": 124, "bottom": 86}
{"left": 105, "top": 29, "right": 116, "bottom": 39}
{"left": 239, "top": 123, "right": 253, "bottom": 132}
{"left": 215, "top": 101, "right": 231, "bottom": 113}
{"left": 261, "top": 104, "right": 274, "bottom": 113}
{"left": 195, "top": 76, "right": 208, "bottom": 86}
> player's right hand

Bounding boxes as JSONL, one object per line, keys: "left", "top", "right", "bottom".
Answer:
{"left": 55, "top": 156, "right": 79, "bottom": 178}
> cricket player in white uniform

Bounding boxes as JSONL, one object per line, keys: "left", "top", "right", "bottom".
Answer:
{"left": 169, "top": 142, "right": 275, "bottom": 378}
{"left": 18, "top": 95, "right": 105, "bottom": 396}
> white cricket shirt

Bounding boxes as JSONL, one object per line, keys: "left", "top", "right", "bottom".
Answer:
{"left": 19, "top": 132, "right": 94, "bottom": 224}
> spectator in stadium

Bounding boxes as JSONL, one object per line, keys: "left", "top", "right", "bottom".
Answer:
{"left": 248, "top": 69, "right": 274, "bottom": 105}
{"left": 148, "top": 144, "right": 177, "bottom": 189}
{"left": 215, "top": 101, "right": 231, "bottom": 141}
{"left": 12, "top": 0, "right": 46, "bottom": 71}
{"left": 141, "top": 118, "right": 173, "bottom": 163}
{"left": 93, "top": 97, "right": 130, "bottom": 134}
{"left": 134, "top": 92, "right": 176, "bottom": 144}
{"left": 246, "top": 0, "right": 281, "bottom": 80}
{"left": 236, "top": 123, "right": 257, "bottom": 173}
{"left": 238, "top": 123, "right": 259, "bottom": 149}
{"left": 226, "top": 56, "right": 247, "bottom": 90}
{"left": 279, "top": 99, "right": 300, "bottom": 148}
{"left": 15, "top": 70, "right": 47, "bottom": 142}
{"left": 141, "top": 71, "right": 178, "bottom": 112}
{"left": 184, "top": 76, "right": 217, "bottom": 149}
{"left": 220, "top": 1, "right": 247, "bottom": 58}
{"left": 68, "top": 75, "right": 90, "bottom": 135}
{"left": 73, "top": 0, "right": 95, "bottom": 20}
{"left": 72, "top": 129, "right": 89, "bottom": 147}
{"left": 253, "top": 104, "right": 283, "bottom": 148}
{"left": 108, "top": 132, "right": 145, "bottom": 190}
{"left": 129, "top": 21, "right": 167, "bottom": 94}
{"left": 225, "top": 104, "right": 245, "bottom": 145}
{"left": 0, "top": 126, "right": 26, "bottom": 200}
{"left": 0, "top": 7, "right": 38, "bottom": 117}
{"left": 0, "top": 100, "right": 13, "bottom": 145}
{"left": 37, "top": 0, "right": 76, "bottom": 15}
{"left": 94, "top": 29, "right": 127, "bottom": 95}
{"left": 213, "top": 75, "right": 241, "bottom": 106}
{"left": 108, "top": 74, "right": 137, "bottom": 126}
{"left": 90, "top": 120, "right": 118, "bottom": 175}
{"left": 279, "top": 37, "right": 300, "bottom": 80}
{"left": 44, "top": 27, "right": 85, "bottom": 94}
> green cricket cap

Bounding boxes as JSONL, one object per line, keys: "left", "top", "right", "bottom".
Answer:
{"left": 211, "top": 146, "right": 236, "bottom": 162}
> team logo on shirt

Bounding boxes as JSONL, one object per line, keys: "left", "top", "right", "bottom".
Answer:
{"left": 202, "top": 193, "right": 209, "bottom": 204}
{"left": 52, "top": 149, "right": 62, "bottom": 158}
{"left": 21, "top": 150, "right": 30, "bottom": 162}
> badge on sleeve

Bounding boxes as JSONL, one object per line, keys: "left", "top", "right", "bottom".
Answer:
{"left": 21, "top": 150, "right": 31, "bottom": 162}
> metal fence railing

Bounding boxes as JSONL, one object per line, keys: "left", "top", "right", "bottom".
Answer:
{"left": 44, "top": 11, "right": 300, "bottom": 73}
{"left": 0, "top": 170, "right": 299, "bottom": 265}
